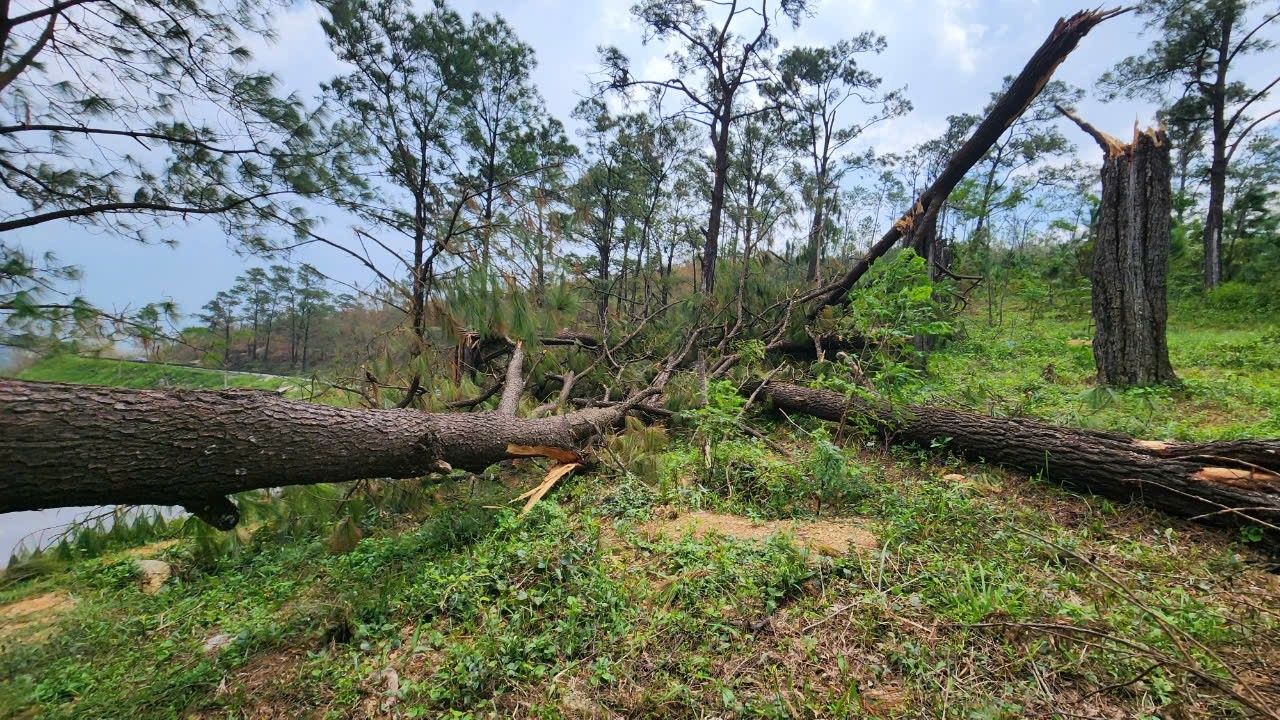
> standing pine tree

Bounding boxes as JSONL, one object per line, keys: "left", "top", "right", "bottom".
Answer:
{"left": 1101, "top": 0, "right": 1280, "bottom": 290}
{"left": 600, "top": 0, "right": 810, "bottom": 295}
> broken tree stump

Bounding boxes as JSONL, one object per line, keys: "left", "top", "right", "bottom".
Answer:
{"left": 1059, "top": 106, "right": 1176, "bottom": 387}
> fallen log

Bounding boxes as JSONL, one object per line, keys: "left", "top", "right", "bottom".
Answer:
{"left": 0, "top": 378, "right": 635, "bottom": 528}
{"left": 749, "top": 381, "right": 1280, "bottom": 548}
{"left": 497, "top": 340, "right": 526, "bottom": 416}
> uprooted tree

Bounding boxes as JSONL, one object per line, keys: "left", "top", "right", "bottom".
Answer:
{"left": 3, "top": 8, "right": 1278, "bottom": 552}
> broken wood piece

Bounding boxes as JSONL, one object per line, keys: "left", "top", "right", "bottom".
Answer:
{"left": 515, "top": 463, "right": 581, "bottom": 515}
{"left": 505, "top": 444, "right": 584, "bottom": 464}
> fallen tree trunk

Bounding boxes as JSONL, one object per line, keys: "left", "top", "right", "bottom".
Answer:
{"left": 807, "top": 8, "right": 1128, "bottom": 313}
{"left": 0, "top": 378, "right": 628, "bottom": 528}
{"left": 749, "top": 382, "right": 1280, "bottom": 548}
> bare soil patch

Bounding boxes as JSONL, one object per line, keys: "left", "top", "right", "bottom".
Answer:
{"left": 640, "top": 511, "right": 879, "bottom": 556}
{"left": 0, "top": 591, "right": 76, "bottom": 646}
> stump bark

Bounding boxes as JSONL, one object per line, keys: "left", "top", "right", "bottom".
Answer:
{"left": 1060, "top": 107, "right": 1176, "bottom": 387}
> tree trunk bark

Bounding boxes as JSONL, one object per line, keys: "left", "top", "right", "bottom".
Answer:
{"left": 805, "top": 182, "right": 826, "bottom": 282}
{"left": 703, "top": 115, "right": 732, "bottom": 295}
{"left": 0, "top": 379, "right": 624, "bottom": 527}
{"left": 1203, "top": 147, "right": 1227, "bottom": 290}
{"left": 1059, "top": 108, "right": 1176, "bottom": 387}
{"left": 496, "top": 340, "right": 526, "bottom": 416}
{"left": 1202, "top": 13, "right": 1233, "bottom": 292}
{"left": 749, "top": 381, "right": 1280, "bottom": 548}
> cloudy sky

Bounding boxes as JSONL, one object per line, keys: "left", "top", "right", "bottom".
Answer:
{"left": 13, "top": 0, "right": 1270, "bottom": 323}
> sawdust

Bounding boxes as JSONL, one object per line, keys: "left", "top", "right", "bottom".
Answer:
{"left": 0, "top": 591, "right": 75, "bottom": 620}
{"left": 640, "top": 511, "right": 878, "bottom": 556}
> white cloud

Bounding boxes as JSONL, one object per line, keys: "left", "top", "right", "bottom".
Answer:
{"left": 858, "top": 114, "right": 947, "bottom": 156}
{"left": 934, "top": 0, "right": 987, "bottom": 75}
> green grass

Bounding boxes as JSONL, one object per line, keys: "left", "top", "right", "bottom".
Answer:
{"left": 14, "top": 354, "right": 296, "bottom": 392}
{"left": 2, "top": 306, "right": 1278, "bottom": 719}
{"left": 914, "top": 305, "right": 1280, "bottom": 440}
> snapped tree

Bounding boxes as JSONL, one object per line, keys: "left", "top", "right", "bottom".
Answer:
{"left": 4, "top": 6, "right": 1276, "bottom": 555}
{"left": 1059, "top": 107, "right": 1177, "bottom": 387}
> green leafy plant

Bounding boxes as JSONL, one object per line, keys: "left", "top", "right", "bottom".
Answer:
{"left": 831, "top": 249, "right": 957, "bottom": 403}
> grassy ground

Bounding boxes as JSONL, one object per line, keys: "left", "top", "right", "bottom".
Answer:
{"left": 14, "top": 355, "right": 296, "bottom": 392}
{"left": 12, "top": 354, "right": 358, "bottom": 406}
{"left": 916, "top": 306, "right": 1280, "bottom": 441}
{"left": 1, "top": 308, "right": 1278, "bottom": 719}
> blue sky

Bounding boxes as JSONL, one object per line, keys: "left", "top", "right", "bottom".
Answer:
{"left": 12, "top": 0, "right": 1271, "bottom": 324}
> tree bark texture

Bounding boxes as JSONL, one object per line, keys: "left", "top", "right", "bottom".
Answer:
{"left": 805, "top": 180, "right": 827, "bottom": 283}
{"left": 1060, "top": 109, "right": 1177, "bottom": 387}
{"left": 497, "top": 340, "right": 526, "bottom": 416}
{"left": 750, "top": 381, "right": 1280, "bottom": 548}
{"left": 1203, "top": 146, "right": 1227, "bottom": 290}
{"left": 703, "top": 114, "right": 732, "bottom": 296}
{"left": 0, "top": 379, "right": 622, "bottom": 526}
{"left": 807, "top": 8, "right": 1125, "bottom": 314}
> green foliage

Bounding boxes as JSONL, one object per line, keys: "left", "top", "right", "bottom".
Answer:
{"left": 403, "top": 504, "right": 634, "bottom": 709}
{"left": 0, "top": 0, "right": 336, "bottom": 352}
{"left": 438, "top": 269, "right": 541, "bottom": 346}
{"left": 1204, "top": 280, "right": 1280, "bottom": 315}
{"left": 804, "top": 428, "right": 868, "bottom": 517}
{"left": 14, "top": 354, "right": 294, "bottom": 392}
{"left": 606, "top": 416, "right": 670, "bottom": 484}
{"left": 831, "top": 249, "right": 955, "bottom": 401}
{"left": 678, "top": 379, "right": 747, "bottom": 446}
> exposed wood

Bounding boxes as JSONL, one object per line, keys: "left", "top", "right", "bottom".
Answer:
{"left": 0, "top": 379, "right": 634, "bottom": 527}
{"left": 1056, "top": 104, "right": 1127, "bottom": 157}
{"left": 514, "top": 462, "right": 580, "bottom": 515}
{"left": 748, "top": 381, "right": 1280, "bottom": 548}
{"left": 806, "top": 8, "right": 1128, "bottom": 313}
{"left": 506, "top": 444, "right": 583, "bottom": 464}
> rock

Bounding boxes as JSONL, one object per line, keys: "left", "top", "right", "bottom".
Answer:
{"left": 135, "top": 559, "right": 171, "bottom": 594}
{"left": 202, "top": 633, "right": 234, "bottom": 656}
